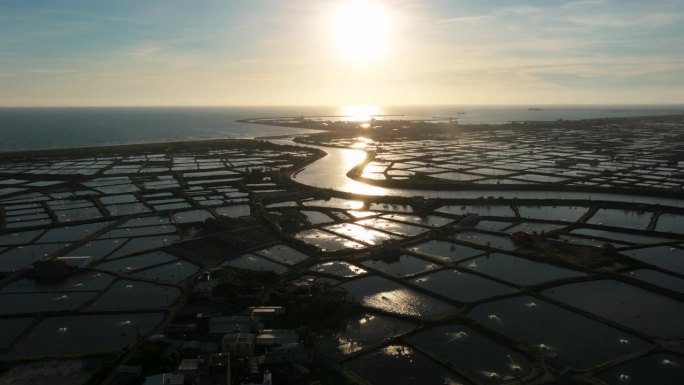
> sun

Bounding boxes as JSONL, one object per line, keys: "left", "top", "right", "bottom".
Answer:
{"left": 332, "top": 1, "right": 390, "bottom": 62}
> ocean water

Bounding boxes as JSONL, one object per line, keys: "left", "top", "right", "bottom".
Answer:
{"left": 0, "top": 105, "right": 682, "bottom": 152}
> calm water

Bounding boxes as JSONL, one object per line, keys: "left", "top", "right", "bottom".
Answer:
{"left": 1, "top": 105, "right": 682, "bottom": 151}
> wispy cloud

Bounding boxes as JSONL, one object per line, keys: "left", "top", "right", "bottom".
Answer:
{"left": 439, "top": 15, "right": 492, "bottom": 24}
{"left": 126, "top": 42, "right": 165, "bottom": 58}
{"left": 24, "top": 68, "right": 78, "bottom": 75}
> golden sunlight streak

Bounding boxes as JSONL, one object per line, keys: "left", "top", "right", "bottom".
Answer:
{"left": 332, "top": 1, "right": 390, "bottom": 62}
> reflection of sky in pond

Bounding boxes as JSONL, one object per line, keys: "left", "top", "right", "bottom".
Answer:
{"left": 412, "top": 269, "right": 516, "bottom": 302}
{"left": 319, "top": 313, "right": 415, "bottom": 357}
{"left": 106, "top": 235, "right": 180, "bottom": 259}
{"left": 310, "top": 261, "right": 367, "bottom": 278}
{"left": 507, "top": 222, "right": 564, "bottom": 234}
{"left": 295, "top": 229, "right": 365, "bottom": 252}
{"left": 586, "top": 209, "right": 653, "bottom": 230}
{"left": 124, "top": 215, "right": 172, "bottom": 227}
{"left": 452, "top": 231, "right": 516, "bottom": 251}
{"left": 89, "top": 280, "right": 180, "bottom": 311}
{"left": 300, "top": 210, "right": 335, "bottom": 225}
{"left": 0, "top": 230, "right": 44, "bottom": 246}
{"left": 173, "top": 209, "right": 214, "bottom": 224}
{"left": 599, "top": 352, "right": 684, "bottom": 385}
{"left": 97, "top": 251, "right": 177, "bottom": 273}
{"left": 368, "top": 203, "right": 413, "bottom": 213}
{"left": 325, "top": 223, "right": 400, "bottom": 245}
{"left": 409, "top": 324, "right": 532, "bottom": 382}
{"left": 0, "top": 292, "right": 97, "bottom": 315}
{"left": 621, "top": 246, "right": 684, "bottom": 275}
{"left": 131, "top": 260, "right": 199, "bottom": 283}
{"left": 437, "top": 205, "right": 515, "bottom": 217}
{"left": 476, "top": 220, "right": 513, "bottom": 231}
{"left": 0, "top": 243, "right": 64, "bottom": 272}
{"left": 345, "top": 344, "right": 468, "bottom": 385}
{"left": 69, "top": 238, "right": 127, "bottom": 261}
{"left": 105, "top": 203, "right": 150, "bottom": 216}
{"left": 362, "top": 254, "right": 438, "bottom": 277}
{"left": 1, "top": 271, "right": 115, "bottom": 293}
{"left": 381, "top": 213, "right": 454, "bottom": 227}
{"left": 409, "top": 240, "right": 485, "bottom": 262}
{"left": 303, "top": 197, "right": 364, "bottom": 210}
{"left": 0, "top": 318, "right": 33, "bottom": 350}
{"left": 624, "top": 269, "right": 684, "bottom": 294}
{"left": 100, "top": 224, "right": 175, "bottom": 239}
{"left": 543, "top": 279, "right": 684, "bottom": 339}
{"left": 517, "top": 206, "right": 587, "bottom": 222}
{"left": 571, "top": 228, "right": 674, "bottom": 245}
{"left": 6, "top": 313, "right": 164, "bottom": 359}
{"left": 215, "top": 205, "right": 250, "bottom": 218}
{"left": 460, "top": 253, "right": 584, "bottom": 286}
{"left": 99, "top": 194, "right": 138, "bottom": 205}
{"left": 35, "top": 221, "right": 111, "bottom": 243}
{"left": 355, "top": 218, "right": 427, "bottom": 237}
{"left": 254, "top": 244, "right": 310, "bottom": 265}
{"left": 221, "top": 253, "right": 288, "bottom": 274}
{"left": 655, "top": 213, "right": 684, "bottom": 234}
{"left": 470, "top": 296, "right": 651, "bottom": 369}
{"left": 348, "top": 210, "right": 379, "bottom": 218}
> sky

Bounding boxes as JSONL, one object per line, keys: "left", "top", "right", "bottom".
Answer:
{"left": 0, "top": 0, "right": 683, "bottom": 106}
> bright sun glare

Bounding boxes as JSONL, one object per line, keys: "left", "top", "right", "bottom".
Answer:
{"left": 341, "top": 104, "right": 380, "bottom": 121}
{"left": 333, "top": 1, "right": 390, "bottom": 62}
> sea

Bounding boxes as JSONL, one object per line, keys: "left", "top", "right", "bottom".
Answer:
{"left": 0, "top": 105, "right": 682, "bottom": 152}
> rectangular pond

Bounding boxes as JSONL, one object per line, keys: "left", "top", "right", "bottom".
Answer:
{"left": 598, "top": 352, "right": 684, "bottom": 385}
{"left": 344, "top": 344, "right": 470, "bottom": 385}
{"left": 89, "top": 279, "right": 180, "bottom": 311}
{"left": 4, "top": 313, "right": 164, "bottom": 359}
{"left": 408, "top": 324, "right": 532, "bottom": 383}
{"left": 295, "top": 229, "right": 365, "bottom": 252}
{"left": 469, "top": 295, "right": 651, "bottom": 369}
{"left": 340, "top": 276, "right": 456, "bottom": 320}
{"left": 586, "top": 209, "right": 653, "bottom": 230}
{"left": 542, "top": 279, "right": 684, "bottom": 339}
{"left": 459, "top": 253, "right": 585, "bottom": 286}
{"left": 221, "top": 253, "right": 289, "bottom": 274}
{"left": 408, "top": 240, "right": 485, "bottom": 263}
{"left": 317, "top": 313, "right": 416, "bottom": 358}
{"left": 411, "top": 269, "right": 517, "bottom": 303}
{"left": 310, "top": 261, "right": 368, "bottom": 278}
{"left": 621, "top": 246, "right": 684, "bottom": 275}
{"left": 253, "top": 244, "right": 310, "bottom": 265}
{"left": 361, "top": 254, "right": 439, "bottom": 278}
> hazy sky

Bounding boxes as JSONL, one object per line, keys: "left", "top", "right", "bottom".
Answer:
{"left": 1, "top": 0, "right": 683, "bottom": 106}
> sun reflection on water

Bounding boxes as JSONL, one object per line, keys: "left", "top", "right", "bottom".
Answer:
{"left": 362, "top": 289, "right": 423, "bottom": 317}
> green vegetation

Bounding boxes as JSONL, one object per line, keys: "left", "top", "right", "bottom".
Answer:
{"left": 516, "top": 237, "right": 627, "bottom": 270}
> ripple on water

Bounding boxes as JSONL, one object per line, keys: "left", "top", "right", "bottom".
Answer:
{"left": 341, "top": 276, "right": 455, "bottom": 320}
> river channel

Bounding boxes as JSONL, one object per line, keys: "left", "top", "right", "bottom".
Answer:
{"left": 269, "top": 139, "right": 684, "bottom": 209}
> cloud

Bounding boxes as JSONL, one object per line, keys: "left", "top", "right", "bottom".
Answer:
{"left": 569, "top": 12, "right": 682, "bottom": 28}
{"left": 439, "top": 15, "right": 492, "bottom": 24}
{"left": 24, "top": 68, "right": 78, "bottom": 75}
{"left": 126, "top": 42, "right": 165, "bottom": 58}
